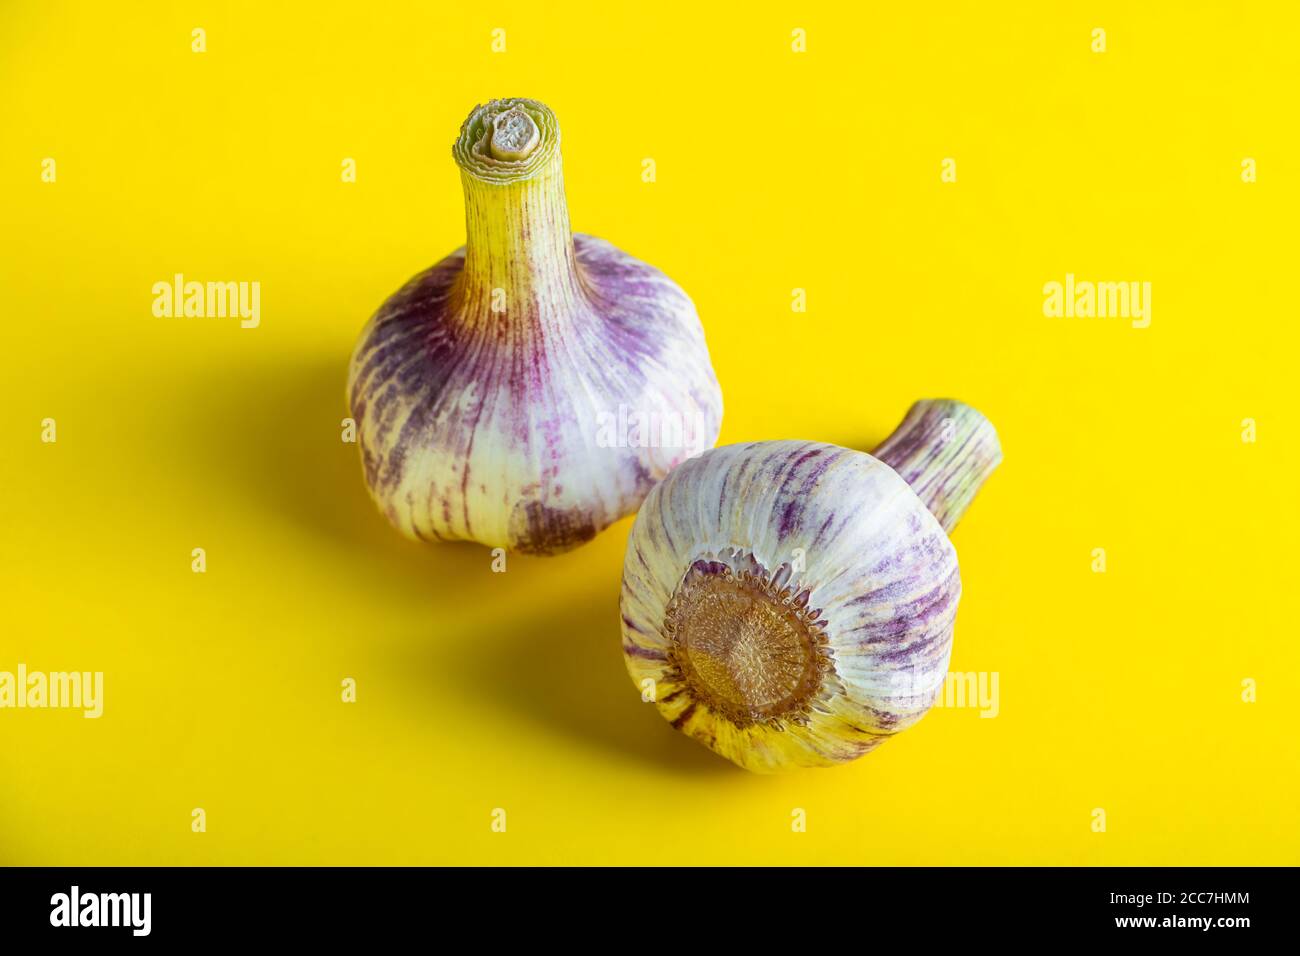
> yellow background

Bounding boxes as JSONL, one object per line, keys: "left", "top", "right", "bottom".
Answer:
{"left": 2, "top": 1, "right": 1296, "bottom": 865}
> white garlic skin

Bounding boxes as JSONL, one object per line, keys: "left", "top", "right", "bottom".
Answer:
{"left": 620, "top": 440, "right": 961, "bottom": 772}
{"left": 347, "top": 236, "right": 722, "bottom": 555}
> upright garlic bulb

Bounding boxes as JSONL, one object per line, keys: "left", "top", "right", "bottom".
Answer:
{"left": 348, "top": 98, "right": 722, "bottom": 555}
{"left": 620, "top": 399, "right": 1001, "bottom": 772}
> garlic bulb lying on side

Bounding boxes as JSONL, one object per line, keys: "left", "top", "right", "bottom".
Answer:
{"left": 620, "top": 399, "right": 1001, "bottom": 772}
{"left": 348, "top": 99, "right": 722, "bottom": 555}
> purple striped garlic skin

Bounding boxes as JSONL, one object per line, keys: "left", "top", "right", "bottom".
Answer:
{"left": 347, "top": 99, "right": 722, "bottom": 555}
{"left": 620, "top": 400, "right": 1000, "bottom": 772}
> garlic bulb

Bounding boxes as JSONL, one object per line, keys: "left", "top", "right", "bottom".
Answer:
{"left": 620, "top": 399, "right": 1001, "bottom": 772}
{"left": 348, "top": 98, "right": 722, "bottom": 555}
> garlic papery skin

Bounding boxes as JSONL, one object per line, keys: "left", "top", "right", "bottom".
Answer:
{"left": 347, "top": 98, "right": 723, "bottom": 555}
{"left": 620, "top": 399, "right": 1001, "bottom": 772}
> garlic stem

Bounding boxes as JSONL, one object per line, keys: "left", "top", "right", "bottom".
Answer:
{"left": 488, "top": 108, "right": 540, "bottom": 161}
{"left": 873, "top": 399, "right": 1002, "bottom": 533}
{"left": 452, "top": 99, "right": 583, "bottom": 324}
